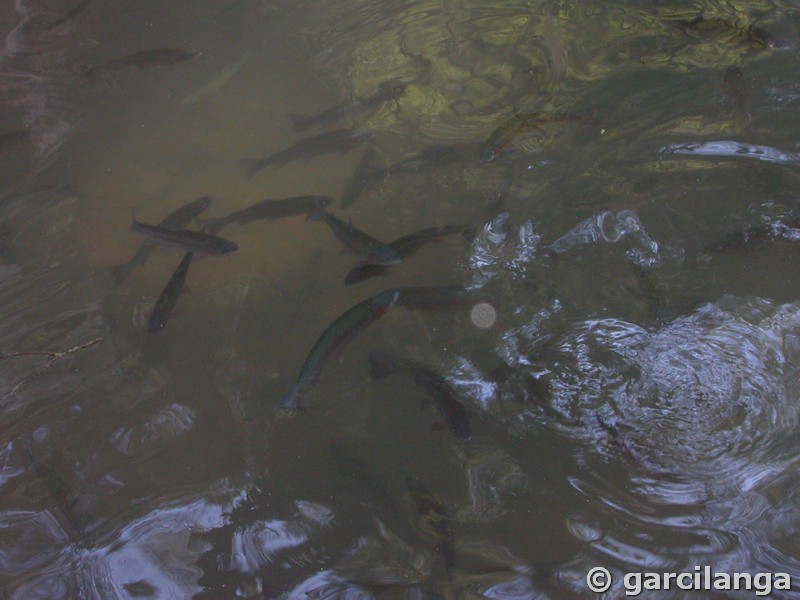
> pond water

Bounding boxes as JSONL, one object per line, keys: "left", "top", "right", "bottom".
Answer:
{"left": 2, "top": 0, "right": 800, "bottom": 598}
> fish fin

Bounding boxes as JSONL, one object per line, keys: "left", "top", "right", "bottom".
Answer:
{"left": 239, "top": 158, "right": 265, "bottom": 182}
{"left": 279, "top": 386, "right": 305, "bottom": 411}
{"left": 368, "top": 350, "right": 397, "bottom": 379}
{"left": 289, "top": 113, "right": 313, "bottom": 133}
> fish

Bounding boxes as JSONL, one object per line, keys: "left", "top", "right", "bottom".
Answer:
{"left": 290, "top": 78, "right": 408, "bottom": 132}
{"left": 405, "top": 476, "right": 456, "bottom": 578}
{"left": 77, "top": 48, "right": 199, "bottom": 77}
{"left": 369, "top": 351, "right": 472, "bottom": 441}
{"left": 308, "top": 200, "right": 402, "bottom": 266}
{"left": 201, "top": 195, "right": 332, "bottom": 234}
{"left": 280, "top": 289, "right": 399, "bottom": 410}
{"left": 130, "top": 212, "right": 238, "bottom": 256}
{"left": 479, "top": 111, "right": 595, "bottom": 163}
{"left": 395, "top": 285, "right": 476, "bottom": 311}
{"left": 341, "top": 144, "right": 466, "bottom": 208}
{"left": 113, "top": 196, "right": 212, "bottom": 285}
{"left": 722, "top": 66, "right": 750, "bottom": 123}
{"left": 674, "top": 15, "right": 777, "bottom": 51}
{"left": 147, "top": 252, "right": 194, "bottom": 334}
{"left": 345, "top": 226, "right": 476, "bottom": 285}
{"left": 181, "top": 53, "right": 251, "bottom": 105}
{"left": 240, "top": 128, "right": 373, "bottom": 181}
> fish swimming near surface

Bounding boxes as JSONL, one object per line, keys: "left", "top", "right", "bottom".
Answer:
{"left": 240, "top": 128, "right": 373, "bottom": 181}
{"left": 395, "top": 285, "right": 476, "bottom": 311}
{"left": 147, "top": 251, "right": 194, "bottom": 334}
{"left": 405, "top": 475, "right": 457, "bottom": 578}
{"left": 308, "top": 200, "right": 402, "bottom": 266}
{"left": 201, "top": 195, "right": 332, "bottom": 234}
{"left": 369, "top": 351, "right": 472, "bottom": 441}
{"left": 77, "top": 48, "right": 199, "bottom": 77}
{"left": 280, "top": 289, "right": 399, "bottom": 410}
{"left": 130, "top": 211, "right": 238, "bottom": 256}
{"left": 290, "top": 78, "right": 408, "bottom": 133}
{"left": 479, "top": 110, "right": 595, "bottom": 163}
{"left": 345, "top": 226, "right": 476, "bottom": 285}
{"left": 113, "top": 196, "right": 212, "bottom": 285}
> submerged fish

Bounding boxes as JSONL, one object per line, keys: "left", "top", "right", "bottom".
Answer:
{"left": 240, "top": 128, "right": 373, "bottom": 181}
{"left": 479, "top": 111, "right": 594, "bottom": 163}
{"left": 130, "top": 212, "right": 238, "bottom": 256}
{"left": 369, "top": 351, "right": 472, "bottom": 441}
{"left": 308, "top": 201, "right": 401, "bottom": 266}
{"left": 202, "top": 195, "right": 332, "bottom": 234}
{"left": 182, "top": 53, "right": 251, "bottom": 105}
{"left": 345, "top": 226, "right": 476, "bottom": 285}
{"left": 722, "top": 66, "right": 750, "bottom": 123}
{"left": 280, "top": 289, "right": 399, "bottom": 410}
{"left": 147, "top": 252, "right": 194, "bottom": 334}
{"left": 113, "top": 196, "right": 212, "bottom": 285}
{"left": 77, "top": 48, "right": 199, "bottom": 77}
{"left": 290, "top": 79, "right": 407, "bottom": 132}
{"left": 396, "top": 285, "right": 476, "bottom": 311}
{"left": 405, "top": 476, "right": 457, "bottom": 578}
{"left": 674, "top": 15, "right": 777, "bottom": 51}
{"left": 340, "top": 146, "right": 389, "bottom": 208}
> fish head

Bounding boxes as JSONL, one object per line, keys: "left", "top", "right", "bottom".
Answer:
{"left": 214, "top": 238, "right": 240, "bottom": 255}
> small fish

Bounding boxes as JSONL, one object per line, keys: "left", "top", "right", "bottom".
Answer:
{"left": 113, "top": 196, "right": 212, "bottom": 285}
{"left": 340, "top": 146, "right": 388, "bottom": 208}
{"left": 479, "top": 111, "right": 594, "bottom": 163}
{"left": 345, "top": 226, "right": 476, "bottom": 285}
{"left": 280, "top": 289, "right": 399, "bottom": 410}
{"left": 147, "top": 252, "right": 194, "bottom": 334}
{"left": 240, "top": 128, "right": 373, "bottom": 181}
{"left": 405, "top": 475, "right": 457, "bottom": 578}
{"left": 77, "top": 48, "right": 199, "bottom": 77}
{"left": 290, "top": 79, "right": 407, "bottom": 132}
{"left": 130, "top": 212, "right": 238, "bottom": 256}
{"left": 308, "top": 201, "right": 401, "bottom": 266}
{"left": 202, "top": 195, "right": 332, "bottom": 234}
{"left": 395, "top": 285, "right": 476, "bottom": 311}
{"left": 370, "top": 351, "right": 471, "bottom": 441}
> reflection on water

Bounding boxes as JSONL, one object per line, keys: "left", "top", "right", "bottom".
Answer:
{"left": 2, "top": 0, "right": 800, "bottom": 598}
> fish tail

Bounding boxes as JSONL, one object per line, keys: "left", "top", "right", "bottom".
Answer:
{"left": 288, "top": 113, "right": 313, "bottom": 133}
{"left": 129, "top": 208, "right": 139, "bottom": 231}
{"left": 368, "top": 350, "right": 399, "bottom": 379}
{"left": 239, "top": 158, "right": 265, "bottom": 182}
{"left": 279, "top": 385, "right": 305, "bottom": 410}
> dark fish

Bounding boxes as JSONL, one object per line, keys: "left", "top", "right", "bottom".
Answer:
{"left": 147, "top": 252, "right": 194, "bottom": 334}
{"left": 396, "top": 285, "right": 476, "bottom": 311}
{"left": 341, "top": 144, "right": 465, "bottom": 208}
{"left": 240, "top": 128, "right": 373, "bottom": 181}
{"left": 722, "top": 66, "right": 750, "bottom": 123}
{"left": 113, "top": 196, "right": 212, "bottom": 285}
{"left": 280, "top": 289, "right": 399, "bottom": 410}
{"left": 479, "top": 111, "right": 595, "bottom": 163}
{"left": 308, "top": 201, "right": 402, "bottom": 266}
{"left": 130, "top": 212, "right": 238, "bottom": 256}
{"left": 77, "top": 48, "right": 199, "bottom": 77}
{"left": 369, "top": 351, "right": 471, "bottom": 441}
{"left": 290, "top": 79, "right": 407, "bottom": 133}
{"left": 345, "top": 226, "right": 476, "bottom": 285}
{"left": 674, "top": 15, "right": 777, "bottom": 51}
{"left": 201, "top": 195, "right": 332, "bottom": 234}
{"left": 405, "top": 476, "right": 456, "bottom": 578}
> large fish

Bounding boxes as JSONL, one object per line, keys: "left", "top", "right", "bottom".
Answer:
{"left": 405, "top": 476, "right": 457, "bottom": 578}
{"left": 280, "top": 289, "right": 399, "bottom": 410}
{"left": 369, "top": 351, "right": 472, "bottom": 441}
{"left": 395, "top": 285, "right": 476, "bottom": 311}
{"left": 130, "top": 212, "right": 239, "bottom": 256}
{"left": 147, "top": 252, "right": 194, "bottom": 334}
{"left": 290, "top": 79, "right": 407, "bottom": 132}
{"left": 202, "top": 195, "right": 332, "bottom": 234}
{"left": 113, "top": 196, "right": 212, "bottom": 285}
{"left": 240, "top": 128, "right": 373, "bottom": 181}
{"left": 345, "top": 226, "right": 476, "bottom": 285}
{"left": 308, "top": 201, "right": 402, "bottom": 266}
{"left": 77, "top": 48, "right": 199, "bottom": 77}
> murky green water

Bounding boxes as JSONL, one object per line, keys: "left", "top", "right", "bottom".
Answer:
{"left": 3, "top": 0, "right": 800, "bottom": 598}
